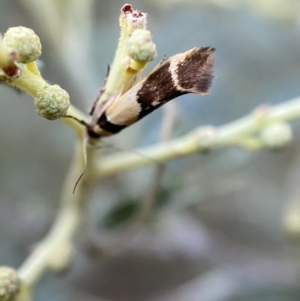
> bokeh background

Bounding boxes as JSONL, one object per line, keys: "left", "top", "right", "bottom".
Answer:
{"left": 1, "top": 0, "right": 300, "bottom": 300}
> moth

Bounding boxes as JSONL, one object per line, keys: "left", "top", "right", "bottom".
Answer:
{"left": 77, "top": 46, "right": 215, "bottom": 138}
{"left": 68, "top": 46, "right": 215, "bottom": 192}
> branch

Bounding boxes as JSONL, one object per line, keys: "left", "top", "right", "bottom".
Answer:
{"left": 97, "top": 4, "right": 156, "bottom": 107}
{"left": 17, "top": 139, "right": 98, "bottom": 298}
{"left": 91, "top": 97, "right": 299, "bottom": 178}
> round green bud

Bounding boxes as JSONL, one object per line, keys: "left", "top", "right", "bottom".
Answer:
{"left": 34, "top": 84, "right": 70, "bottom": 120}
{"left": 48, "top": 242, "right": 72, "bottom": 274}
{"left": 0, "top": 266, "right": 21, "bottom": 301}
{"left": 3, "top": 26, "right": 42, "bottom": 64}
{"left": 197, "top": 126, "right": 217, "bottom": 152}
{"left": 260, "top": 122, "right": 292, "bottom": 150}
{"left": 127, "top": 29, "right": 157, "bottom": 62}
{"left": 0, "top": 37, "right": 14, "bottom": 67}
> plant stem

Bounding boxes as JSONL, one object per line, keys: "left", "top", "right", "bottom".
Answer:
{"left": 92, "top": 97, "right": 300, "bottom": 177}
{"left": 18, "top": 138, "right": 95, "bottom": 289}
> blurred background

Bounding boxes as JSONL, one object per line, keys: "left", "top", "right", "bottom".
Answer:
{"left": 1, "top": 0, "right": 300, "bottom": 300}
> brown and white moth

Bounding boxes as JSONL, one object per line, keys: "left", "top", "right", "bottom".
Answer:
{"left": 85, "top": 46, "right": 215, "bottom": 138}
{"left": 69, "top": 46, "right": 215, "bottom": 192}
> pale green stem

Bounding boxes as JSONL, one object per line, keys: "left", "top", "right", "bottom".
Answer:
{"left": 18, "top": 138, "right": 96, "bottom": 289}
{"left": 6, "top": 66, "right": 46, "bottom": 97}
{"left": 92, "top": 97, "right": 300, "bottom": 177}
{"left": 24, "top": 61, "right": 41, "bottom": 76}
{"left": 98, "top": 6, "right": 148, "bottom": 104}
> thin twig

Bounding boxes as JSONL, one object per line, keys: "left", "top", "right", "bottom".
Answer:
{"left": 18, "top": 139, "right": 96, "bottom": 290}
{"left": 92, "top": 97, "right": 300, "bottom": 178}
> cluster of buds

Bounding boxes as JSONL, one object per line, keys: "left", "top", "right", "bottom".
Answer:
{"left": 127, "top": 29, "right": 157, "bottom": 62}
{"left": 260, "top": 121, "right": 292, "bottom": 150}
{"left": 0, "top": 266, "right": 21, "bottom": 301}
{"left": 3, "top": 27, "right": 42, "bottom": 65}
{"left": 0, "top": 26, "right": 69, "bottom": 120}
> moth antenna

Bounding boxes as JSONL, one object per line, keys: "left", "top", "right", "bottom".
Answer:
{"left": 64, "top": 115, "right": 90, "bottom": 128}
{"left": 89, "top": 65, "right": 111, "bottom": 115}
{"left": 95, "top": 140, "right": 164, "bottom": 167}
{"left": 106, "top": 65, "right": 110, "bottom": 77}
{"left": 159, "top": 54, "right": 166, "bottom": 66}
{"left": 73, "top": 134, "right": 89, "bottom": 194}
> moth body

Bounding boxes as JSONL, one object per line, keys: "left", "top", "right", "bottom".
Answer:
{"left": 88, "top": 47, "right": 215, "bottom": 138}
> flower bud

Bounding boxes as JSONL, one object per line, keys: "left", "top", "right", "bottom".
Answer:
{"left": 34, "top": 84, "right": 70, "bottom": 120}
{"left": 0, "top": 36, "right": 20, "bottom": 77}
{"left": 260, "top": 122, "right": 292, "bottom": 150}
{"left": 127, "top": 29, "right": 157, "bottom": 62}
{"left": 0, "top": 266, "right": 21, "bottom": 301}
{"left": 48, "top": 242, "right": 73, "bottom": 274}
{"left": 120, "top": 4, "right": 147, "bottom": 32}
{"left": 3, "top": 27, "right": 42, "bottom": 64}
